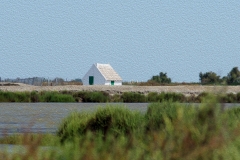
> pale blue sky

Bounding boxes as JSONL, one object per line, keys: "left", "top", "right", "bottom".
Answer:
{"left": 1, "top": 1, "right": 239, "bottom": 82}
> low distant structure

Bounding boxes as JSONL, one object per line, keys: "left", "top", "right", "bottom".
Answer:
{"left": 82, "top": 63, "right": 122, "bottom": 85}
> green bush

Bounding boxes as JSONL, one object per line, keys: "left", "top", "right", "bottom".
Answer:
{"left": 122, "top": 92, "right": 146, "bottom": 102}
{"left": 109, "top": 94, "right": 122, "bottom": 102}
{"left": 40, "top": 91, "right": 75, "bottom": 102}
{"left": 0, "top": 91, "right": 15, "bottom": 102}
{"left": 85, "top": 91, "right": 109, "bottom": 102}
{"left": 145, "top": 102, "right": 181, "bottom": 131}
{"left": 1, "top": 90, "right": 240, "bottom": 103}
{"left": 73, "top": 91, "right": 109, "bottom": 102}
{"left": 195, "top": 92, "right": 210, "bottom": 103}
{"left": 57, "top": 106, "right": 144, "bottom": 143}
{"left": 163, "top": 92, "right": 185, "bottom": 102}
{"left": 147, "top": 92, "right": 185, "bottom": 103}
{"left": 0, "top": 91, "right": 30, "bottom": 102}
{"left": 147, "top": 92, "right": 159, "bottom": 102}
{"left": 226, "top": 93, "right": 237, "bottom": 103}
{"left": 30, "top": 91, "right": 40, "bottom": 102}
{"left": 218, "top": 93, "right": 237, "bottom": 103}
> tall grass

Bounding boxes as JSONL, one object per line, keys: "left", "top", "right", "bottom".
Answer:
{"left": 1, "top": 90, "right": 240, "bottom": 103}
{"left": 2, "top": 99, "right": 240, "bottom": 159}
{"left": 121, "top": 92, "right": 146, "bottom": 102}
{"left": 57, "top": 106, "right": 144, "bottom": 143}
{"left": 39, "top": 91, "right": 75, "bottom": 102}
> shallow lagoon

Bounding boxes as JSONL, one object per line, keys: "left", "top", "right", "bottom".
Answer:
{"left": 0, "top": 103, "right": 149, "bottom": 137}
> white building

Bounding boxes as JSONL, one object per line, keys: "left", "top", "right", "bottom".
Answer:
{"left": 82, "top": 63, "right": 122, "bottom": 85}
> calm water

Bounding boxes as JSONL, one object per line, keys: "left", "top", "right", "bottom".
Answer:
{"left": 0, "top": 103, "right": 149, "bottom": 137}
{"left": 0, "top": 103, "right": 239, "bottom": 137}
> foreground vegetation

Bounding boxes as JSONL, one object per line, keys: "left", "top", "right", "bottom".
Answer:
{"left": 1, "top": 90, "right": 240, "bottom": 103}
{"left": 1, "top": 97, "right": 240, "bottom": 159}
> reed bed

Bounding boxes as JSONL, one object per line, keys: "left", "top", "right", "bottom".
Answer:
{"left": 1, "top": 90, "right": 240, "bottom": 103}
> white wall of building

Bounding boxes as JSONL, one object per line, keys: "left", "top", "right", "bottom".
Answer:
{"left": 104, "top": 80, "right": 122, "bottom": 85}
{"left": 82, "top": 64, "right": 105, "bottom": 85}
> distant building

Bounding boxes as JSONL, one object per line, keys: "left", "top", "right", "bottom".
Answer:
{"left": 82, "top": 63, "right": 122, "bottom": 85}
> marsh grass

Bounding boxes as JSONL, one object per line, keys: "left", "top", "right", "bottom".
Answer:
{"left": 121, "top": 92, "right": 146, "bottom": 102}
{"left": 1, "top": 90, "right": 240, "bottom": 103}
{"left": 0, "top": 91, "right": 30, "bottom": 102}
{"left": 0, "top": 91, "right": 75, "bottom": 102}
{"left": 0, "top": 134, "right": 58, "bottom": 146}
{"left": 2, "top": 96, "right": 240, "bottom": 159}
{"left": 57, "top": 106, "right": 144, "bottom": 143}
{"left": 39, "top": 91, "right": 75, "bottom": 102}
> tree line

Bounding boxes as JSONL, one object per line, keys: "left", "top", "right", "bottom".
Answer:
{"left": 199, "top": 67, "right": 240, "bottom": 85}
{"left": 148, "top": 67, "right": 240, "bottom": 85}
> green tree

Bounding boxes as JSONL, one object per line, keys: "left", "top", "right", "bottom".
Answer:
{"left": 150, "top": 72, "right": 171, "bottom": 84}
{"left": 199, "top": 71, "right": 221, "bottom": 84}
{"left": 227, "top": 67, "right": 240, "bottom": 85}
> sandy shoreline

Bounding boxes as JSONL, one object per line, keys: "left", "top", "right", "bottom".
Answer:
{"left": 0, "top": 83, "right": 240, "bottom": 96}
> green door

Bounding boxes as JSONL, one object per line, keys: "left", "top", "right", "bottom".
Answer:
{"left": 111, "top": 81, "right": 114, "bottom": 85}
{"left": 89, "top": 76, "right": 94, "bottom": 85}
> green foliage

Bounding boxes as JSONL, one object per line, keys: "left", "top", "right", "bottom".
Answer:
{"left": 149, "top": 72, "right": 171, "bottom": 84}
{"left": 195, "top": 92, "right": 211, "bottom": 102}
{"left": 30, "top": 91, "right": 40, "bottom": 102}
{"left": 0, "top": 91, "right": 30, "bottom": 102}
{"left": 73, "top": 91, "right": 109, "bottom": 102}
{"left": 121, "top": 92, "right": 146, "bottom": 102}
{"left": 40, "top": 91, "right": 75, "bottom": 102}
{"left": 57, "top": 106, "right": 144, "bottom": 143}
{"left": 147, "top": 92, "right": 185, "bottom": 102}
{"left": 84, "top": 91, "right": 109, "bottom": 102}
{"left": 145, "top": 102, "right": 180, "bottom": 131}
{"left": 147, "top": 92, "right": 159, "bottom": 102}
{"left": 0, "top": 133, "right": 58, "bottom": 146}
{"left": 227, "top": 67, "right": 240, "bottom": 85}
{"left": 199, "top": 71, "right": 221, "bottom": 84}
{"left": 198, "top": 67, "right": 240, "bottom": 85}
{"left": 52, "top": 100, "right": 240, "bottom": 159}
{"left": 1, "top": 90, "right": 240, "bottom": 103}
{"left": 218, "top": 93, "right": 237, "bottom": 103}
{"left": 109, "top": 94, "right": 122, "bottom": 102}
{"left": 163, "top": 92, "right": 185, "bottom": 102}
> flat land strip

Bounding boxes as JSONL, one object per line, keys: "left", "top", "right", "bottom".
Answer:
{"left": 0, "top": 83, "right": 240, "bottom": 96}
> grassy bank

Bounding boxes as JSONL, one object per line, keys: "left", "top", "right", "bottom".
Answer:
{"left": 1, "top": 98, "right": 240, "bottom": 159}
{"left": 1, "top": 90, "right": 240, "bottom": 103}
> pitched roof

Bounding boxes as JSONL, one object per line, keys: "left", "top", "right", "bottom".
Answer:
{"left": 95, "top": 63, "right": 122, "bottom": 81}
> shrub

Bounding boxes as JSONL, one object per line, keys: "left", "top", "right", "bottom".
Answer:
{"left": 226, "top": 93, "right": 237, "bottom": 103}
{"left": 163, "top": 92, "right": 185, "bottom": 102}
{"left": 40, "top": 91, "right": 75, "bottom": 102}
{"left": 30, "top": 91, "right": 40, "bottom": 102}
{"left": 109, "top": 94, "right": 122, "bottom": 102}
{"left": 237, "top": 92, "right": 240, "bottom": 102}
{"left": 147, "top": 92, "right": 159, "bottom": 102}
{"left": 0, "top": 91, "right": 30, "bottom": 102}
{"left": 84, "top": 92, "right": 109, "bottom": 102}
{"left": 195, "top": 92, "right": 210, "bottom": 103}
{"left": 73, "top": 91, "right": 109, "bottom": 102}
{"left": 16, "top": 92, "right": 30, "bottom": 102}
{"left": 145, "top": 102, "right": 180, "bottom": 131}
{"left": 57, "top": 106, "right": 144, "bottom": 143}
{"left": 122, "top": 92, "right": 146, "bottom": 102}
{"left": 0, "top": 91, "right": 16, "bottom": 102}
